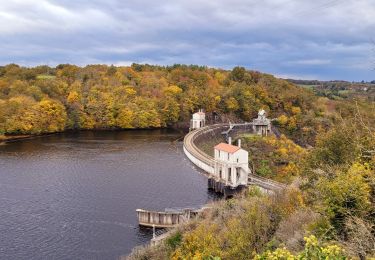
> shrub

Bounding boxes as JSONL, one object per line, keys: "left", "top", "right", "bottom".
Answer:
{"left": 166, "top": 231, "right": 182, "bottom": 251}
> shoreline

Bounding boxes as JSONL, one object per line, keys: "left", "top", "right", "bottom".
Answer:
{"left": 0, "top": 125, "right": 189, "bottom": 145}
{"left": 1, "top": 134, "right": 35, "bottom": 144}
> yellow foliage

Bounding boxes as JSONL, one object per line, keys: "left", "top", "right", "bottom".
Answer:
{"left": 287, "top": 116, "right": 297, "bottom": 131}
{"left": 266, "top": 135, "right": 306, "bottom": 160}
{"left": 116, "top": 108, "right": 134, "bottom": 128}
{"left": 261, "top": 135, "right": 306, "bottom": 182}
{"left": 125, "top": 87, "right": 137, "bottom": 96}
{"left": 226, "top": 97, "right": 239, "bottom": 111}
{"left": 280, "top": 162, "right": 299, "bottom": 177}
{"left": 278, "top": 114, "right": 288, "bottom": 125}
{"left": 277, "top": 147, "right": 288, "bottom": 157}
{"left": 321, "top": 244, "right": 345, "bottom": 257}
{"left": 214, "top": 71, "right": 226, "bottom": 83}
{"left": 265, "top": 136, "right": 277, "bottom": 146}
{"left": 254, "top": 247, "right": 295, "bottom": 260}
{"left": 8, "top": 95, "right": 35, "bottom": 106}
{"left": 319, "top": 162, "right": 372, "bottom": 222}
{"left": 172, "top": 224, "right": 222, "bottom": 260}
{"left": 67, "top": 91, "right": 79, "bottom": 103}
{"left": 33, "top": 99, "right": 67, "bottom": 133}
{"left": 78, "top": 114, "right": 94, "bottom": 129}
{"left": 291, "top": 106, "right": 302, "bottom": 115}
{"left": 114, "top": 71, "right": 125, "bottom": 81}
{"left": 4, "top": 97, "right": 67, "bottom": 134}
{"left": 255, "top": 235, "right": 347, "bottom": 259}
{"left": 163, "top": 85, "right": 183, "bottom": 96}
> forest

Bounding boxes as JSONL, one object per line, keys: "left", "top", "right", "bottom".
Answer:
{"left": 0, "top": 64, "right": 374, "bottom": 259}
{"left": 1, "top": 63, "right": 332, "bottom": 145}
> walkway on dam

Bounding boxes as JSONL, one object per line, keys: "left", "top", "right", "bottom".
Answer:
{"left": 183, "top": 124, "right": 286, "bottom": 191}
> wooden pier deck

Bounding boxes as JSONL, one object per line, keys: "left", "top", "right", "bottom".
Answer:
{"left": 136, "top": 207, "right": 204, "bottom": 228}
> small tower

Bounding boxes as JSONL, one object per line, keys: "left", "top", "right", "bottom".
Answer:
{"left": 258, "top": 109, "right": 266, "bottom": 120}
{"left": 190, "top": 109, "right": 206, "bottom": 130}
{"left": 252, "top": 109, "right": 271, "bottom": 136}
{"left": 213, "top": 138, "right": 249, "bottom": 188}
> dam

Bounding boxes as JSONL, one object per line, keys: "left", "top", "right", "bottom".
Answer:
{"left": 137, "top": 111, "right": 285, "bottom": 228}
{"left": 183, "top": 123, "right": 285, "bottom": 194}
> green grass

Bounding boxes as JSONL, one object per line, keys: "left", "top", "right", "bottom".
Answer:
{"left": 237, "top": 133, "right": 262, "bottom": 142}
{"left": 36, "top": 75, "right": 56, "bottom": 80}
{"left": 338, "top": 90, "right": 352, "bottom": 95}
{"left": 296, "top": 84, "right": 317, "bottom": 89}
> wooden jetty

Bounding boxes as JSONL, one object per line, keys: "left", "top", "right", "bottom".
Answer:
{"left": 136, "top": 207, "right": 205, "bottom": 228}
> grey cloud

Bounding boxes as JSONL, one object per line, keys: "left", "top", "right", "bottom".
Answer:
{"left": 0, "top": 0, "right": 374, "bottom": 80}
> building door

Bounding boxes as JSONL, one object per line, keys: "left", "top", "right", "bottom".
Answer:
{"left": 228, "top": 168, "right": 232, "bottom": 182}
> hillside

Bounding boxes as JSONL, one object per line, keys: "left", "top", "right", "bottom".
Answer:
{"left": 1, "top": 64, "right": 331, "bottom": 145}
{"left": 287, "top": 79, "right": 375, "bottom": 102}
{"left": 128, "top": 112, "right": 375, "bottom": 259}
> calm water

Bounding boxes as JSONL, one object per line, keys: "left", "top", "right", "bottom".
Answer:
{"left": 0, "top": 130, "right": 215, "bottom": 260}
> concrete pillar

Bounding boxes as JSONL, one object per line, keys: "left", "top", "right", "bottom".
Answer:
{"left": 228, "top": 137, "right": 232, "bottom": 145}
{"left": 238, "top": 139, "right": 241, "bottom": 148}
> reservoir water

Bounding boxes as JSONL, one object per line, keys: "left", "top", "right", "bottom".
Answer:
{"left": 0, "top": 130, "right": 215, "bottom": 260}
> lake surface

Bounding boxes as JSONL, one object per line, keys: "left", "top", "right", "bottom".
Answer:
{"left": 0, "top": 130, "right": 215, "bottom": 260}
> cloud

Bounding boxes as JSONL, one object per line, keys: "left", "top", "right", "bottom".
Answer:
{"left": 0, "top": 1, "right": 113, "bottom": 33}
{"left": 0, "top": 0, "right": 374, "bottom": 80}
{"left": 286, "top": 59, "right": 332, "bottom": 66}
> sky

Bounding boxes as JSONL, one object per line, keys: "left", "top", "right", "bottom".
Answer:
{"left": 0, "top": 0, "right": 374, "bottom": 81}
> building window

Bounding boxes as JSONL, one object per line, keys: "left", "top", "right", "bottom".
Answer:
{"left": 228, "top": 168, "right": 232, "bottom": 182}
{"left": 237, "top": 158, "right": 239, "bottom": 163}
{"left": 219, "top": 168, "right": 222, "bottom": 179}
{"left": 236, "top": 168, "right": 240, "bottom": 182}
{"left": 227, "top": 153, "right": 229, "bottom": 160}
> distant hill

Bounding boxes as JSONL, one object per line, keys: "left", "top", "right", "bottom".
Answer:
{"left": 287, "top": 78, "right": 375, "bottom": 101}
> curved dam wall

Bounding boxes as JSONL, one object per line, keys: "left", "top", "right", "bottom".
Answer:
{"left": 183, "top": 124, "right": 228, "bottom": 175}
{"left": 183, "top": 146, "right": 214, "bottom": 174}
{"left": 183, "top": 124, "right": 286, "bottom": 192}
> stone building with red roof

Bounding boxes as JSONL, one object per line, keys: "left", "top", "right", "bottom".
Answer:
{"left": 213, "top": 137, "right": 249, "bottom": 188}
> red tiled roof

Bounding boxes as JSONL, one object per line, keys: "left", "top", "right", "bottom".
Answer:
{"left": 214, "top": 143, "right": 240, "bottom": 154}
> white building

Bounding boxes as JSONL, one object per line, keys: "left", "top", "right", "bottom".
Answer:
{"left": 190, "top": 109, "right": 206, "bottom": 130}
{"left": 252, "top": 109, "right": 271, "bottom": 136}
{"left": 213, "top": 138, "right": 249, "bottom": 188}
